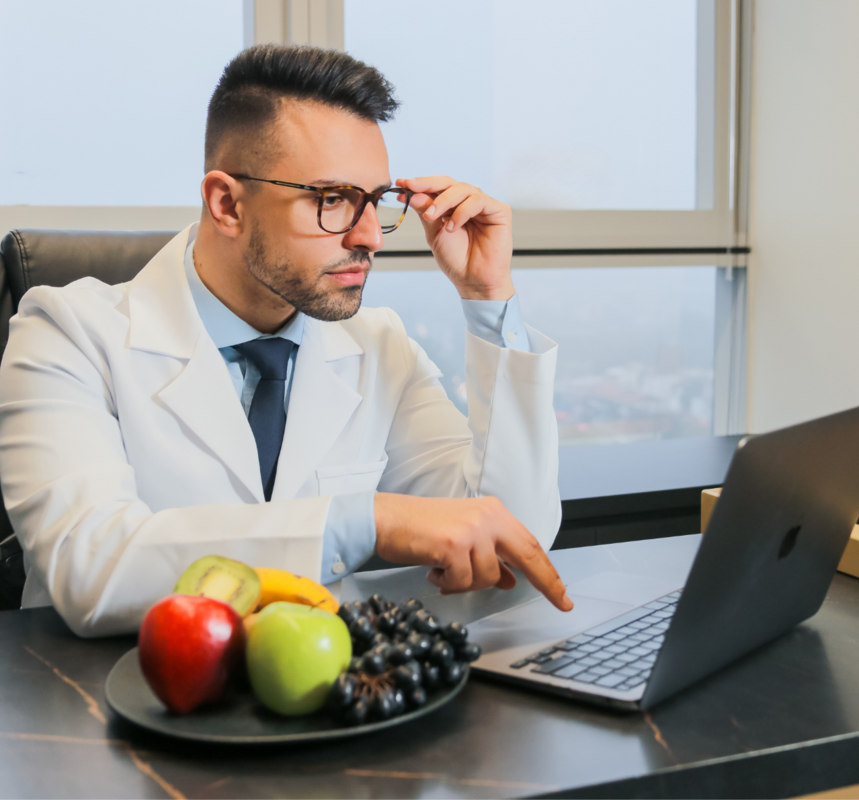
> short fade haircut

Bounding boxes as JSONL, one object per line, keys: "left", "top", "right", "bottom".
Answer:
{"left": 204, "top": 44, "right": 399, "bottom": 173}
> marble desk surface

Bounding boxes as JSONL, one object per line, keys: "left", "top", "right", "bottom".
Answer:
{"left": 3, "top": 534, "right": 859, "bottom": 799}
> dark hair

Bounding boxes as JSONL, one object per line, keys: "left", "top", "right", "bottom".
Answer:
{"left": 204, "top": 44, "right": 398, "bottom": 171}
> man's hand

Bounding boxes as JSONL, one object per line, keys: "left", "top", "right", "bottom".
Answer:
{"left": 396, "top": 176, "right": 514, "bottom": 301}
{"left": 374, "top": 493, "right": 573, "bottom": 612}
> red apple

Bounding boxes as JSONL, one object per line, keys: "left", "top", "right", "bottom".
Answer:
{"left": 138, "top": 595, "right": 246, "bottom": 715}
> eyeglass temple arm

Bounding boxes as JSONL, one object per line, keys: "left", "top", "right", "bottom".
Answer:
{"left": 227, "top": 174, "right": 319, "bottom": 192}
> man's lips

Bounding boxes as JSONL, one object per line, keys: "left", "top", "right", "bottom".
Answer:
{"left": 325, "top": 264, "right": 369, "bottom": 287}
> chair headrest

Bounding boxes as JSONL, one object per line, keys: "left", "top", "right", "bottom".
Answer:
{"left": 0, "top": 229, "right": 178, "bottom": 309}
{"left": 0, "top": 228, "right": 178, "bottom": 356}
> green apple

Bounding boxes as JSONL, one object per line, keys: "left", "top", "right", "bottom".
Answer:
{"left": 246, "top": 601, "right": 352, "bottom": 715}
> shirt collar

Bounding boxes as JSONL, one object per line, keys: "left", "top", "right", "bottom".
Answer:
{"left": 183, "top": 222, "right": 305, "bottom": 350}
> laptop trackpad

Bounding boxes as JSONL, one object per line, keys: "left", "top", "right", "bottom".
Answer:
{"left": 565, "top": 570, "right": 682, "bottom": 606}
{"left": 469, "top": 571, "right": 681, "bottom": 654}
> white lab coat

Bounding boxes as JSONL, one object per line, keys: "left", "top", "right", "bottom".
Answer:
{"left": 0, "top": 226, "right": 561, "bottom": 636}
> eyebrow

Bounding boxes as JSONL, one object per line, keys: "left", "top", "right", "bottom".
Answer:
{"left": 311, "top": 178, "right": 393, "bottom": 192}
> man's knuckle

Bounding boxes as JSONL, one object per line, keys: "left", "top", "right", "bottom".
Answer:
{"left": 462, "top": 510, "right": 482, "bottom": 534}
{"left": 478, "top": 495, "right": 499, "bottom": 513}
{"left": 520, "top": 534, "right": 542, "bottom": 558}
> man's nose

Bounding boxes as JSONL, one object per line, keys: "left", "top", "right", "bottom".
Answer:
{"left": 342, "top": 200, "right": 384, "bottom": 253}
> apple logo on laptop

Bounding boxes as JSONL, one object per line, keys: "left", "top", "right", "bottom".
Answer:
{"left": 779, "top": 524, "right": 802, "bottom": 559}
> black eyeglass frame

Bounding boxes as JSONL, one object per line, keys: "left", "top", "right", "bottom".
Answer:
{"left": 228, "top": 173, "right": 413, "bottom": 234}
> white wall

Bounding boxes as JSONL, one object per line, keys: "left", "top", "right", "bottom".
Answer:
{"left": 747, "top": 0, "right": 859, "bottom": 432}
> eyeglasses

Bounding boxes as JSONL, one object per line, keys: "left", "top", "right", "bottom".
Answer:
{"left": 228, "top": 174, "right": 413, "bottom": 234}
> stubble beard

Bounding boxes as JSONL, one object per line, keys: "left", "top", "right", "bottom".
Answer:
{"left": 242, "top": 222, "right": 368, "bottom": 322}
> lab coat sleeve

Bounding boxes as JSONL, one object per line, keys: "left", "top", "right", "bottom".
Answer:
{"left": 378, "top": 308, "right": 562, "bottom": 552}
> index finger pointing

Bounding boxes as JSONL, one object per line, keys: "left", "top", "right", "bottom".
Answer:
{"left": 496, "top": 534, "right": 573, "bottom": 612}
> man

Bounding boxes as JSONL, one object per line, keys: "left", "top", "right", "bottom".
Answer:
{"left": 0, "top": 45, "right": 571, "bottom": 637}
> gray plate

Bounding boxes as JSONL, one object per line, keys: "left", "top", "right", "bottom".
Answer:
{"left": 105, "top": 648, "right": 468, "bottom": 744}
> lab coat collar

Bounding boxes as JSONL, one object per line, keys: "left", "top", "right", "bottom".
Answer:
{"left": 127, "top": 225, "right": 201, "bottom": 359}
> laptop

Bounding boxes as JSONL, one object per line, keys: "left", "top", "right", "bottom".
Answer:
{"left": 468, "top": 406, "right": 859, "bottom": 710}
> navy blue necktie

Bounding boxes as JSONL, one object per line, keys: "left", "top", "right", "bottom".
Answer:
{"left": 234, "top": 338, "right": 295, "bottom": 501}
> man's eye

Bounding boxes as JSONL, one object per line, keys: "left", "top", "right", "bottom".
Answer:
{"left": 322, "top": 194, "right": 346, "bottom": 208}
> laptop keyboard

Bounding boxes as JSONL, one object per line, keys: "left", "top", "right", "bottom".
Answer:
{"left": 509, "top": 589, "right": 682, "bottom": 692}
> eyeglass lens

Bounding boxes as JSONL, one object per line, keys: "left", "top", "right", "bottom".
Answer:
{"left": 319, "top": 188, "right": 408, "bottom": 234}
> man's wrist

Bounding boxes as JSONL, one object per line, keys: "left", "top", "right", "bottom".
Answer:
{"left": 374, "top": 492, "right": 425, "bottom": 564}
{"left": 373, "top": 492, "right": 397, "bottom": 558}
{"left": 456, "top": 279, "right": 516, "bottom": 302}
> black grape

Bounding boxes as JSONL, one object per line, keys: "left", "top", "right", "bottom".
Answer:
{"left": 444, "top": 661, "right": 464, "bottom": 685}
{"left": 421, "top": 661, "right": 441, "bottom": 690}
{"left": 360, "top": 650, "right": 386, "bottom": 675}
{"left": 408, "top": 686, "right": 427, "bottom": 708}
{"left": 410, "top": 609, "right": 441, "bottom": 635}
{"left": 442, "top": 622, "right": 468, "bottom": 644}
{"left": 402, "top": 598, "right": 423, "bottom": 615}
{"left": 429, "top": 639, "right": 455, "bottom": 666}
{"left": 393, "top": 663, "right": 422, "bottom": 691}
{"left": 394, "top": 620, "right": 412, "bottom": 640}
{"left": 350, "top": 616, "right": 375, "bottom": 642}
{"left": 377, "top": 610, "right": 398, "bottom": 634}
{"left": 457, "top": 642, "right": 482, "bottom": 663}
{"left": 328, "top": 673, "right": 357, "bottom": 710}
{"left": 373, "top": 687, "right": 395, "bottom": 720}
{"left": 343, "top": 697, "right": 369, "bottom": 726}
{"left": 387, "top": 642, "right": 414, "bottom": 665}
{"left": 406, "top": 631, "right": 433, "bottom": 659}
{"left": 337, "top": 602, "right": 360, "bottom": 625}
{"left": 404, "top": 659, "right": 423, "bottom": 681}
{"left": 372, "top": 632, "right": 391, "bottom": 648}
{"left": 368, "top": 594, "right": 387, "bottom": 614}
{"left": 391, "top": 688, "right": 407, "bottom": 715}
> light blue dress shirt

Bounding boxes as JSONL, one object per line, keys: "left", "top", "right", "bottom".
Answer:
{"left": 183, "top": 228, "right": 531, "bottom": 582}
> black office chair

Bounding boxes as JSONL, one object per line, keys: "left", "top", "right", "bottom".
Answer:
{"left": 0, "top": 229, "right": 177, "bottom": 610}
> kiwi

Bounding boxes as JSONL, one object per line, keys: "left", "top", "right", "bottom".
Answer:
{"left": 173, "top": 556, "right": 261, "bottom": 618}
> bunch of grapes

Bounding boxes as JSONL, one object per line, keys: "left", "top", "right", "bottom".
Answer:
{"left": 329, "top": 594, "right": 481, "bottom": 726}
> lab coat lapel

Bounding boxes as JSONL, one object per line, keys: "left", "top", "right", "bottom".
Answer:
{"left": 272, "top": 318, "right": 363, "bottom": 500}
{"left": 127, "top": 226, "right": 264, "bottom": 503}
{"left": 157, "top": 333, "right": 264, "bottom": 503}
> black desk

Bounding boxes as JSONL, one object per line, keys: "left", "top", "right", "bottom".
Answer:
{"left": 3, "top": 535, "right": 859, "bottom": 799}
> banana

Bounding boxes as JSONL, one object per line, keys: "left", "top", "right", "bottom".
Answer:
{"left": 254, "top": 568, "right": 339, "bottom": 615}
{"left": 243, "top": 611, "right": 260, "bottom": 635}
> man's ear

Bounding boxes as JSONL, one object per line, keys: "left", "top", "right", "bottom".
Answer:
{"left": 201, "top": 171, "right": 245, "bottom": 238}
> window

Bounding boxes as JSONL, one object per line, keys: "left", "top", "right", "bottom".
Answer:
{"left": 341, "top": 0, "right": 735, "bottom": 251}
{"left": 346, "top": 0, "right": 701, "bottom": 211}
{"left": 363, "top": 266, "right": 717, "bottom": 446}
{"left": 1, "top": 0, "right": 748, "bottom": 441}
{"left": 0, "top": 0, "right": 244, "bottom": 229}
{"left": 345, "top": 0, "right": 747, "bottom": 442}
